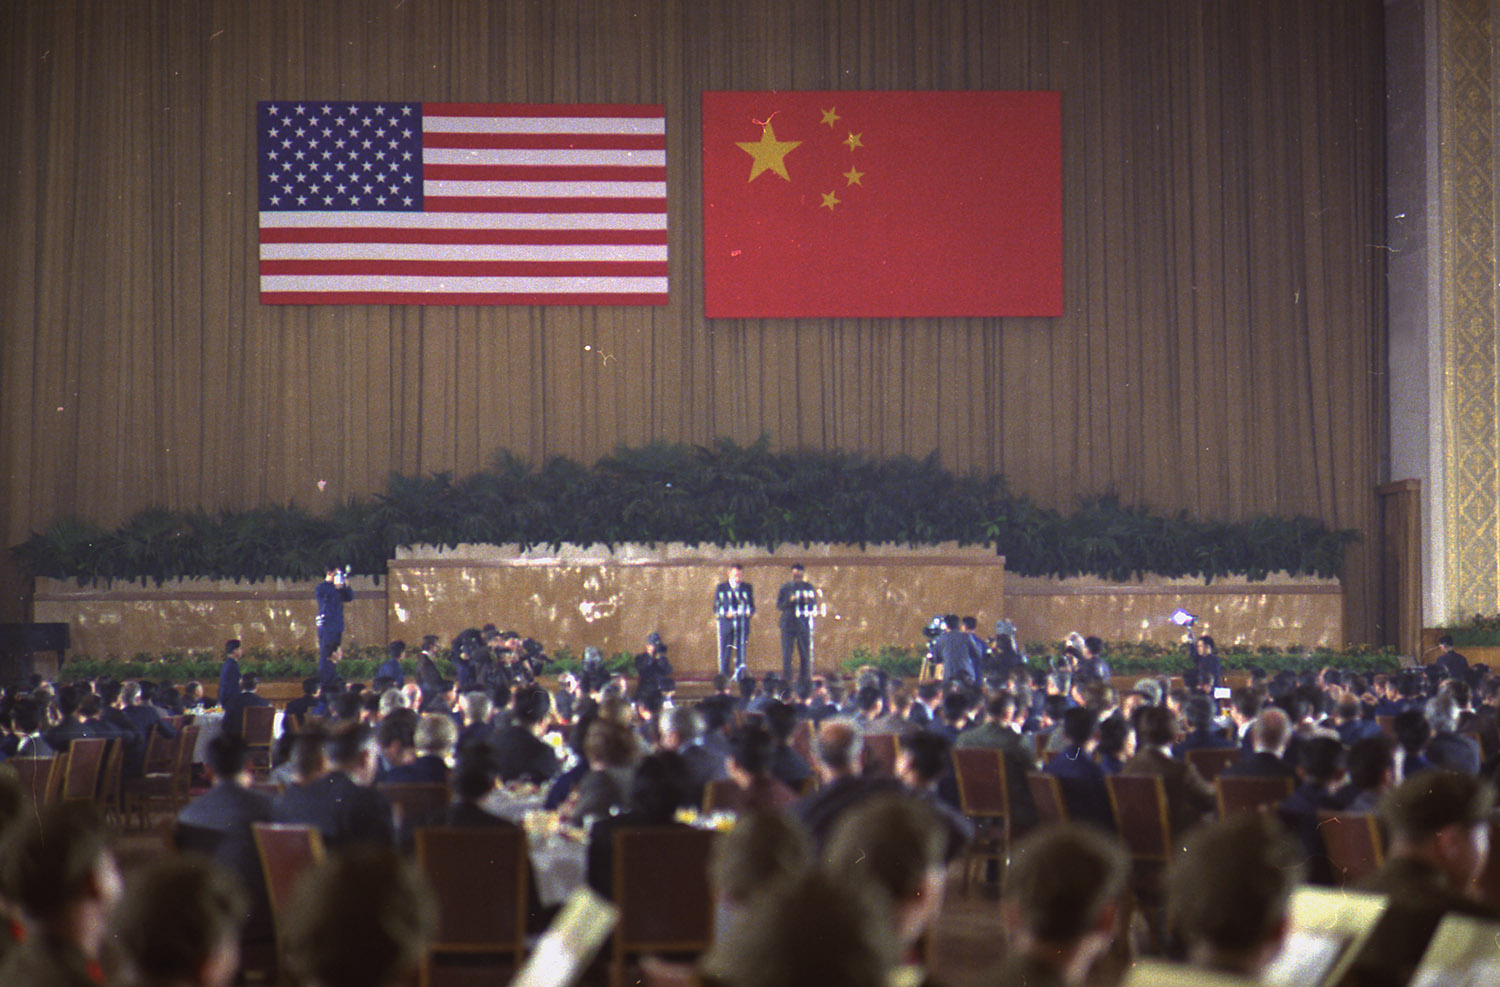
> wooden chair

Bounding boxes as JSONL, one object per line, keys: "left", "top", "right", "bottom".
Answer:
{"left": 59, "top": 737, "right": 109, "bottom": 802}
{"left": 252, "top": 822, "right": 327, "bottom": 952}
{"left": 1027, "top": 773, "right": 1069, "bottom": 826}
{"left": 242, "top": 705, "right": 277, "bottom": 772}
{"left": 1214, "top": 775, "right": 1293, "bottom": 818}
{"left": 379, "top": 782, "right": 451, "bottom": 831}
{"left": 612, "top": 827, "right": 716, "bottom": 987}
{"left": 142, "top": 724, "right": 176, "bottom": 775}
{"left": 862, "top": 733, "right": 898, "bottom": 775}
{"left": 1184, "top": 747, "right": 1241, "bottom": 783}
{"left": 950, "top": 748, "right": 1012, "bottom": 887}
{"left": 126, "top": 724, "right": 199, "bottom": 827}
{"left": 1104, "top": 774, "right": 1173, "bottom": 948}
{"left": 7, "top": 756, "right": 61, "bottom": 805}
{"left": 702, "top": 778, "right": 739, "bottom": 813}
{"left": 1315, "top": 811, "right": 1385, "bottom": 887}
{"left": 98, "top": 737, "right": 126, "bottom": 822}
{"left": 415, "top": 826, "right": 530, "bottom": 986}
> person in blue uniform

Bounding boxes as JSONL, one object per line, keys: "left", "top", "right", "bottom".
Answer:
{"left": 315, "top": 566, "right": 354, "bottom": 663}
{"left": 776, "top": 563, "right": 819, "bottom": 687}
{"left": 714, "top": 564, "right": 755, "bottom": 678}
{"left": 218, "top": 639, "right": 243, "bottom": 708}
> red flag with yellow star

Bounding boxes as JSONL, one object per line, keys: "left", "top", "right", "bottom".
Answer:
{"left": 702, "top": 90, "right": 1062, "bottom": 318}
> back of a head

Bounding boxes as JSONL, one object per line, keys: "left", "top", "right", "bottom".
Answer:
{"left": 453, "top": 743, "right": 502, "bottom": 802}
{"left": 1392, "top": 709, "right": 1432, "bottom": 753}
{"left": 1424, "top": 694, "right": 1460, "bottom": 734}
{"left": 283, "top": 848, "right": 436, "bottom": 987}
{"left": 728, "top": 721, "right": 776, "bottom": 776}
{"left": 897, "top": 731, "right": 951, "bottom": 786}
{"left": 1138, "top": 705, "right": 1178, "bottom": 747}
{"left": 1061, "top": 706, "right": 1098, "bottom": 747}
{"left": 1168, "top": 814, "right": 1303, "bottom": 960}
{"left": 813, "top": 719, "right": 863, "bottom": 773}
{"left": 0, "top": 801, "right": 111, "bottom": 923}
{"left": 667, "top": 704, "right": 704, "bottom": 744}
{"left": 629, "top": 750, "right": 691, "bottom": 819}
{"left": 1299, "top": 736, "right": 1346, "bottom": 785}
{"left": 826, "top": 795, "right": 946, "bottom": 903}
{"left": 1380, "top": 769, "right": 1495, "bottom": 844}
{"left": 1346, "top": 735, "right": 1395, "bottom": 790}
{"left": 1004, "top": 823, "right": 1129, "bottom": 943}
{"left": 710, "top": 810, "right": 813, "bottom": 903}
{"left": 205, "top": 731, "right": 250, "bottom": 781}
{"left": 112, "top": 854, "right": 246, "bottom": 984}
{"left": 414, "top": 713, "right": 457, "bottom": 755}
{"left": 708, "top": 869, "right": 896, "bottom": 987}
{"left": 1253, "top": 708, "right": 1290, "bottom": 751}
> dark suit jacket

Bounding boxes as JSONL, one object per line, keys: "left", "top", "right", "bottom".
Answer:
{"left": 383, "top": 754, "right": 450, "bottom": 785}
{"left": 794, "top": 774, "right": 905, "bottom": 848}
{"left": 1044, "top": 746, "right": 1115, "bottom": 831}
{"left": 177, "top": 782, "right": 275, "bottom": 940}
{"left": 222, "top": 691, "right": 271, "bottom": 736}
{"left": 1221, "top": 750, "right": 1298, "bottom": 779}
{"left": 490, "top": 725, "right": 560, "bottom": 784}
{"left": 272, "top": 772, "right": 394, "bottom": 850}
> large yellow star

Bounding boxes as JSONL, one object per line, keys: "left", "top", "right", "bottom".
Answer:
{"left": 820, "top": 107, "right": 841, "bottom": 128}
{"left": 736, "top": 121, "right": 802, "bottom": 182}
{"left": 820, "top": 190, "right": 840, "bottom": 210}
{"left": 843, "top": 166, "right": 865, "bottom": 187}
{"left": 843, "top": 131, "right": 864, "bottom": 151}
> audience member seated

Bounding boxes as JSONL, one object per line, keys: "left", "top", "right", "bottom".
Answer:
{"left": 111, "top": 855, "right": 245, "bottom": 987}
{"left": 282, "top": 848, "right": 436, "bottom": 987}
{"left": 562, "top": 716, "right": 637, "bottom": 825}
{"left": 272, "top": 721, "right": 394, "bottom": 850}
{"left": 1176, "top": 694, "right": 1235, "bottom": 754}
{"left": 1043, "top": 707, "right": 1115, "bottom": 831}
{"left": 1276, "top": 735, "right": 1346, "bottom": 885}
{"left": 373, "top": 709, "right": 418, "bottom": 781}
{"left": 1221, "top": 707, "right": 1298, "bottom": 778}
{"left": 490, "top": 684, "right": 560, "bottom": 785}
{"left": 1167, "top": 812, "right": 1303, "bottom": 977}
{"left": 456, "top": 690, "right": 494, "bottom": 750}
{"left": 894, "top": 732, "right": 973, "bottom": 860}
{"left": 706, "top": 869, "right": 896, "bottom": 987}
{"left": 0, "top": 802, "right": 123, "bottom": 986}
{"left": 826, "top": 795, "right": 952, "bottom": 985}
{"left": 714, "top": 721, "right": 797, "bottom": 814}
{"left": 176, "top": 732, "right": 275, "bottom": 945}
{"left": 661, "top": 706, "right": 728, "bottom": 807}
{"left": 952, "top": 692, "right": 1039, "bottom": 834}
{"left": 282, "top": 678, "right": 324, "bottom": 723}
{"left": 991, "top": 823, "right": 1129, "bottom": 987}
{"left": 1347, "top": 770, "right": 1499, "bottom": 987}
{"left": 1393, "top": 709, "right": 1433, "bottom": 778}
{"left": 794, "top": 719, "right": 904, "bottom": 849}
{"left": 1336, "top": 734, "right": 1397, "bottom": 812}
{"left": 383, "top": 713, "right": 454, "bottom": 784}
{"left": 1094, "top": 715, "right": 1132, "bottom": 774}
{"left": 585, "top": 750, "right": 693, "bottom": 900}
{"left": 1122, "top": 706, "right": 1216, "bottom": 838}
{"left": 221, "top": 672, "right": 271, "bottom": 736}
{"left": 1424, "top": 693, "right": 1482, "bottom": 775}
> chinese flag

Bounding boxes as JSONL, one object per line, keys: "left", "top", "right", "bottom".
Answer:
{"left": 702, "top": 91, "right": 1062, "bottom": 318}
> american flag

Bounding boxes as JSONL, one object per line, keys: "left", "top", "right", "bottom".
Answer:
{"left": 256, "top": 101, "right": 668, "bottom": 305}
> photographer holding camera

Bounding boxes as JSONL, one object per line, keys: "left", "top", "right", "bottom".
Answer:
{"left": 315, "top": 565, "right": 354, "bottom": 665}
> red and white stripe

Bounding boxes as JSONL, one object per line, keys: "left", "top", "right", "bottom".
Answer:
{"left": 259, "top": 103, "right": 668, "bottom": 306}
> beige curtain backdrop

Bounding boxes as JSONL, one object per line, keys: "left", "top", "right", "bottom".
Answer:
{"left": 0, "top": 0, "right": 1387, "bottom": 640}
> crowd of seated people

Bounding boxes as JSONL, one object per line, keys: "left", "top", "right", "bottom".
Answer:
{"left": 0, "top": 627, "right": 1498, "bottom": 985}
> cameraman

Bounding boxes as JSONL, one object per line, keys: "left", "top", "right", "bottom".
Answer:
{"left": 315, "top": 565, "right": 354, "bottom": 664}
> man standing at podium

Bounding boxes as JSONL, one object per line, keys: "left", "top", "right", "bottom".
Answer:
{"left": 777, "top": 563, "right": 819, "bottom": 687}
{"left": 714, "top": 563, "right": 755, "bottom": 678}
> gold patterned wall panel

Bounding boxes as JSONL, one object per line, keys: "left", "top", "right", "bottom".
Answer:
{"left": 1006, "top": 576, "right": 1345, "bottom": 651}
{"left": 31, "top": 577, "right": 388, "bottom": 658}
{"left": 1440, "top": 0, "right": 1500, "bottom": 617}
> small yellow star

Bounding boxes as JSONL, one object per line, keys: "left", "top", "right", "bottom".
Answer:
{"left": 820, "top": 107, "right": 841, "bottom": 128}
{"left": 843, "top": 166, "right": 865, "bottom": 187}
{"left": 820, "top": 190, "right": 840, "bottom": 210}
{"left": 736, "top": 121, "right": 802, "bottom": 182}
{"left": 843, "top": 132, "right": 863, "bottom": 151}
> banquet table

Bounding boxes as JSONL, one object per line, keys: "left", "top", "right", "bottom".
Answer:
{"left": 483, "top": 787, "right": 587, "bottom": 907}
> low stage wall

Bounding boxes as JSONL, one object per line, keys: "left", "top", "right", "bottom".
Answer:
{"left": 388, "top": 543, "right": 1005, "bottom": 678}
{"left": 31, "top": 550, "right": 1346, "bottom": 671}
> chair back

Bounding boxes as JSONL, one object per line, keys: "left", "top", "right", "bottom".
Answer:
{"left": 1184, "top": 747, "right": 1240, "bottom": 783}
{"left": 252, "top": 822, "right": 327, "bottom": 945}
{"left": 142, "top": 725, "right": 176, "bottom": 774}
{"left": 1104, "top": 774, "right": 1172, "bottom": 862}
{"left": 243, "top": 705, "right": 277, "bottom": 748}
{"left": 8, "top": 757, "right": 60, "bottom": 804}
{"left": 99, "top": 736, "right": 126, "bottom": 817}
{"left": 613, "top": 827, "right": 716, "bottom": 985}
{"left": 702, "top": 778, "right": 739, "bottom": 813}
{"left": 1027, "top": 773, "right": 1069, "bottom": 826}
{"left": 862, "top": 733, "right": 898, "bottom": 775}
{"left": 1214, "top": 775, "right": 1293, "bottom": 817}
{"left": 60, "top": 738, "right": 109, "bottom": 801}
{"left": 415, "top": 826, "right": 529, "bottom": 961}
{"left": 1315, "top": 811, "right": 1385, "bottom": 887}
{"left": 950, "top": 748, "right": 1010, "bottom": 819}
{"left": 378, "top": 782, "right": 451, "bottom": 829}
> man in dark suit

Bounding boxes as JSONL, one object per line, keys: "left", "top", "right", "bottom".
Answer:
{"left": 1044, "top": 707, "right": 1115, "bottom": 832}
{"left": 222, "top": 672, "right": 272, "bottom": 736}
{"left": 489, "top": 684, "right": 559, "bottom": 785}
{"left": 714, "top": 563, "right": 755, "bottom": 678}
{"left": 218, "top": 639, "right": 243, "bottom": 708}
{"left": 1433, "top": 635, "right": 1470, "bottom": 681}
{"left": 1221, "top": 708, "right": 1299, "bottom": 779}
{"left": 176, "top": 732, "right": 275, "bottom": 944}
{"left": 660, "top": 705, "right": 727, "bottom": 807}
{"left": 794, "top": 719, "right": 904, "bottom": 849}
{"left": 375, "top": 640, "right": 406, "bottom": 687}
{"left": 283, "top": 678, "right": 324, "bottom": 723}
{"left": 272, "top": 721, "right": 394, "bottom": 850}
{"left": 384, "top": 714, "right": 454, "bottom": 785}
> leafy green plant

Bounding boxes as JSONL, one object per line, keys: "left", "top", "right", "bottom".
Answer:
{"left": 12, "top": 438, "right": 1358, "bottom": 586}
